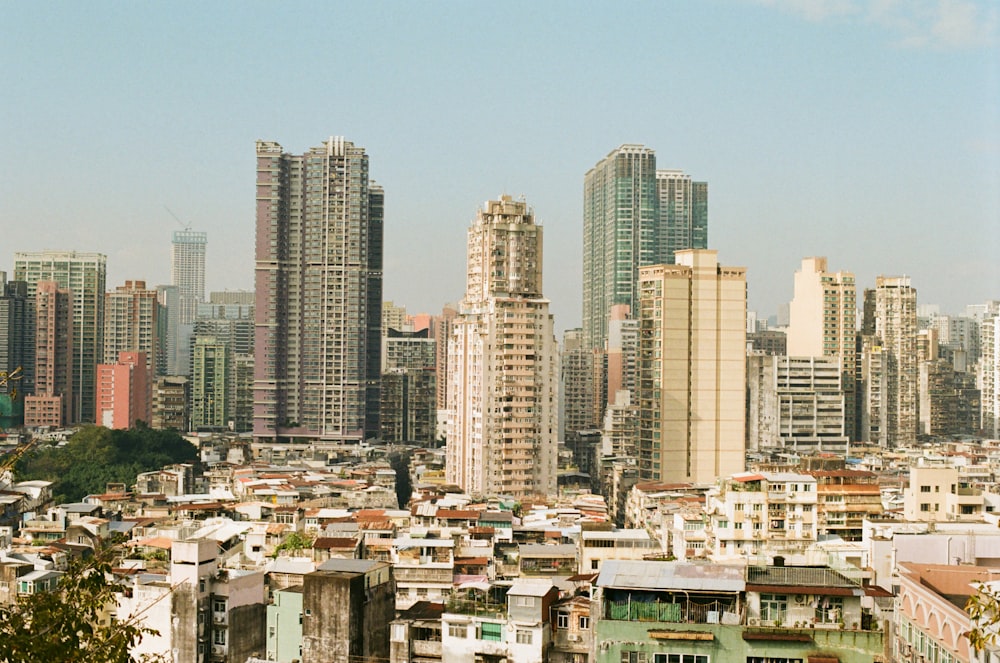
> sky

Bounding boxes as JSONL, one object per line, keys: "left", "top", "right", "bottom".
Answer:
{"left": 3, "top": 0, "right": 998, "bottom": 334}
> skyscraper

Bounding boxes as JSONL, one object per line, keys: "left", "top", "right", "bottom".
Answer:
{"left": 636, "top": 250, "right": 746, "bottom": 483}
{"left": 657, "top": 169, "right": 708, "bottom": 264}
{"left": 253, "top": 137, "right": 383, "bottom": 443}
{"left": 0, "top": 274, "right": 31, "bottom": 397}
{"left": 560, "top": 328, "right": 597, "bottom": 440}
{"left": 14, "top": 250, "right": 106, "bottom": 423}
{"left": 786, "top": 257, "right": 857, "bottom": 439}
{"left": 446, "top": 196, "right": 558, "bottom": 498}
{"left": 583, "top": 146, "right": 709, "bottom": 353}
{"left": 380, "top": 328, "right": 436, "bottom": 444}
{"left": 23, "top": 281, "right": 73, "bottom": 427}
{"left": 104, "top": 280, "right": 164, "bottom": 375}
{"left": 191, "top": 336, "right": 228, "bottom": 430}
{"left": 155, "top": 285, "right": 184, "bottom": 376}
{"left": 583, "top": 145, "right": 658, "bottom": 352}
{"left": 171, "top": 229, "right": 207, "bottom": 325}
{"left": 980, "top": 314, "right": 1000, "bottom": 438}
{"left": 863, "top": 276, "right": 918, "bottom": 446}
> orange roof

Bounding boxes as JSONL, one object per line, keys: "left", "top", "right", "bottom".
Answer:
{"left": 436, "top": 509, "right": 479, "bottom": 519}
{"left": 133, "top": 536, "right": 173, "bottom": 550}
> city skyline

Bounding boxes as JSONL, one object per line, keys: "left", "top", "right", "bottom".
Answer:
{"left": 2, "top": 2, "right": 998, "bottom": 332}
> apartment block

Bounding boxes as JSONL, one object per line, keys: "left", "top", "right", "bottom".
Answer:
{"left": 636, "top": 250, "right": 746, "bottom": 483}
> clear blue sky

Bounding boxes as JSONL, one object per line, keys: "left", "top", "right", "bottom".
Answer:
{"left": 3, "top": 0, "right": 998, "bottom": 332}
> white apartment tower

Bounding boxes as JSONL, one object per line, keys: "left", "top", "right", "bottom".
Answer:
{"left": 636, "top": 250, "right": 746, "bottom": 484}
{"left": 171, "top": 229, "right": 207, "bottom": 325}
{"left": 446, "top": 196, "right": 558, "bottom": 499}
{"left": 981, "top": 314, "right": 1000, "bottom": 438}
{"left": 786, "top": 257, "right": 857, "bottom": 439}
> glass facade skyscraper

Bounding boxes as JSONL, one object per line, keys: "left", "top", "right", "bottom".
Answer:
{"left": 583, "top": 145, "right": 708, "bottom": 353}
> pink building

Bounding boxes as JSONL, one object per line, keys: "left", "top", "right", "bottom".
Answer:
{"left": 24, "top": 281, "right": 73, "bottom": 428}
{"left": 96, "top": 351, "right": 151, "bottom": 429}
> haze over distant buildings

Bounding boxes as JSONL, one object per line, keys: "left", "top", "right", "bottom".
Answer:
{"left": 2, "top": 3, "right": 997, "bottom": 330}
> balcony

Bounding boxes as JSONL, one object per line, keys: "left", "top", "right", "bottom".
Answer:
{"left": 445, "top": 597, "right": 507, "bottom": 619}
{"left": 412, "top": 639, "right": 443, "bottom": 657}
{"left": 395, "top": 567, "right": 453, "bottom": 584}
{"left": 604, "top": 598, "right": 740, "bottom": 625}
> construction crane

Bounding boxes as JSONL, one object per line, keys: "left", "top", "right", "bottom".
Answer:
{"left": 164, "top": 206, "right": 191, "bottom": 230}
{"left": 0, "top": 436, "right": 39, "bottom": 488}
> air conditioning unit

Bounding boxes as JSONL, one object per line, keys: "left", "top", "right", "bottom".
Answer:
{"left": 748, "top": 617, "right": 760, "bottom": 626}
{"left": 567, "top": 634, "right": 581, "bottom": 642}
{"left": 213, "top": 614, "right": 225, "bottom": 625}
{"left": 211, "top": 645, "right": 225, "bottom": 656}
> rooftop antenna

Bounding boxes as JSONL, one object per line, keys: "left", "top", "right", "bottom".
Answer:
{"left": 164, "top": 206, "right": 191, "bottom": 231}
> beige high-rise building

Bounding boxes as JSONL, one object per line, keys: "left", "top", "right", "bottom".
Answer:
{"left": 864, "top": 276, "right": 918, "bottom": 446}
{"left": 103, "top": 280, "right": 164, "bottom": 375}
{"left": 786, "top": 257, "right": 857, "bottom": 439}
{"left": 445, "top": 196, "right": 558, "bottom": 499}
{"left": 23, "top": 281, "right": 73, "bottom": 427}
{"left": 636, "top": 250, "right": 746, "bottom": 483}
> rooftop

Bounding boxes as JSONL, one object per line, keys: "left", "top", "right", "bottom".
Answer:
{"left": 596, "top": 560, "right": 745, "bottom": 593}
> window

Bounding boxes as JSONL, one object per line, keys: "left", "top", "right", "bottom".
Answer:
{"left": 479, "top": 622, "right": 503, "bottom": 641}
{"left": 920, "top": 503, "right": 930, "bottom": 512}
{"left": 579, "top": 615, "right": 590, "bottom": 629}
{"left": 652, "top": 655, "right": 709, "bottom": 663}
{"left": 557, "top": 613, "right": 569, "bottom": 629}
{"left": 815, "top": 597, "right": 843, "bottom": 624}
{"left": 213, "top": 630, "right": 226, "bottom": 645}
{"left": 448, "top": 623, "right": 466, "bottom": 638}
{"left": 760, "top": 593, "right": 787, "bottom": 623}
{"left": 920, "top": 485, "right": 931, "bottom": 493}
{"left": 516, "top": 629, "right": 533, "bottom": 644}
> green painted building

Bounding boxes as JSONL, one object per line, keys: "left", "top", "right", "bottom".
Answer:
{"left": 265, "top": 585, "right": 303, "bottom": 663}
{"left": 595, "top": 560, "right": 888, "bottom": 663}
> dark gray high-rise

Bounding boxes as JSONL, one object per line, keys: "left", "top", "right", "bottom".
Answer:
{"left": 254, "top": 137, "right": 383, "bottom": 443}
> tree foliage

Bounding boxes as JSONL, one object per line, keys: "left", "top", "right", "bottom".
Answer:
{"left": 0, "top": 546, "right": 161, "bottom": 663}
{"left": 271, "top": 531, "right": 314, "bottom": 558}
{"left": 15, "top": 424, "right": 198, "bottom": 503}
{"left": 966, "top": 581, "right": 1000, "bottom": 652}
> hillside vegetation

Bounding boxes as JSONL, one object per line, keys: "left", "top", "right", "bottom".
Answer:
{"left": 15, "top": 424, "right": 198, "bottom": 504}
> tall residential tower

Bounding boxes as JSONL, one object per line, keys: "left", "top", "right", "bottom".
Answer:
{"left": 14, "top": 250, "right": 106, "bottom": 423}
{"left": 253, "top": 137, "right": 383, "bottom": 443}
{"left": 786, "top": 257, "right": 857, "bottom": 440}
{"left": 445, "top": 196, "right": 558, "bottom": 499}
{"left": 171, "top": 229, "right": 207, "bottom": 325}
{"left": 863, "top": 276, "right": 918, "bottom": 446}
{"left": 636, "top": 250, "right": 746, "bottom": 483}
{"left": 582, "top": 145, "right": 658, "bottom": 352}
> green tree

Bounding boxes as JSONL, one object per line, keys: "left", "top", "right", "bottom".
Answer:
{"left": 966, "top": 581, "right": 1000, "bottom": 652}
{"left": 0, "top": 547, "right": 161, "bottom": 663}
{"left": 271, "top": 531, "right": 315, "bottom": 558}
{"left": 15, "top": 425, "right": 199, "bottom": 503}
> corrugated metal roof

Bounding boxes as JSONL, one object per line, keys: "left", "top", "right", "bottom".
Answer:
{"left": 596, "top": 560, "right": 745, "bottom": 592}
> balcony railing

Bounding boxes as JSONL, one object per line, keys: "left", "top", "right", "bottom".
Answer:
{"left": 604, "top": 599, "right": 739, "bottom": 624}
{"left": 445, "top": 597, "right": 507, "bottom": 618}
